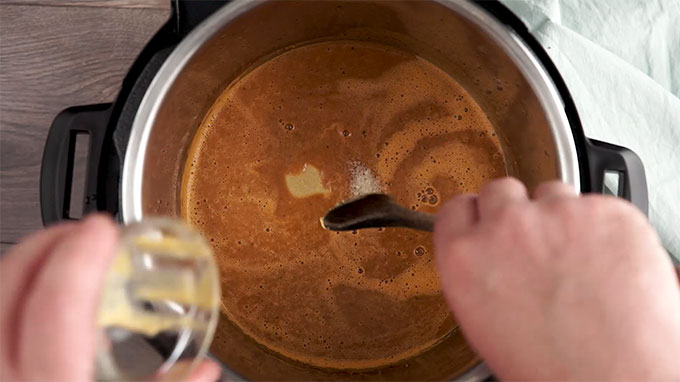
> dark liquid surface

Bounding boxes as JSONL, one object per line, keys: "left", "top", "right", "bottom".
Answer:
{"left": 182, "top": 41, "right": 506, "bottom": 369}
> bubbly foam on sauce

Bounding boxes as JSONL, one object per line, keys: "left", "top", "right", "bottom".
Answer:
{"left": 349, "top": 161, "right": 382, "bottom": 196}
{"left": 182, "top": 41, "right": 507, "bottom": 370}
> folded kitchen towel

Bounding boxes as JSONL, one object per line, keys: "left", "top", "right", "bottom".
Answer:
{"left": 502, "top": 0, "right": 680, "bottom": 261}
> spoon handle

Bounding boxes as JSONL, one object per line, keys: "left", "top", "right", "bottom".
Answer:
{"left": 394, "top": 210, "right": 435, "bottom": 232}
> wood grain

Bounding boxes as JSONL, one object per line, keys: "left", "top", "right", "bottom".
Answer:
{"left": 4, "top": 0, "right": 169, "bottom": 9}
{"left": 0, "top": 4, "right": 169, "bottom": 243}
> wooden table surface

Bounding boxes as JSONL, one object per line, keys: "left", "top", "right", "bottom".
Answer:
{"left": 0, "top": 0, "right": 171, "bottom": 251}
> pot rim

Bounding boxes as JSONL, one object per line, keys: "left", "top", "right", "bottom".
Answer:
{"left": 121, "top": 0, "right": 580, "bottom": 379}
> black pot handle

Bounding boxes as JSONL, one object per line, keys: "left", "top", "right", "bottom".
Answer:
{"left": 172, "top": 0, "right": 228, "bottom": 37}
{"left": 585, "top": 139, "right": 648, "bottom": 214}
{"left": 40, "top": 104, "right": 113, "bottom": 225}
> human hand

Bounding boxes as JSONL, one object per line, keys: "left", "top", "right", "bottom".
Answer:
{"left": 0, "top": 215, "right": 221, "bottom": 382}
{"left": 434, "top": 178, "right": 680, "bottom": 380}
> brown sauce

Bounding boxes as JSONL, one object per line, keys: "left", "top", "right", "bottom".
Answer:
{"left": 182, "top": 41, "right": 506, "bottom": 370}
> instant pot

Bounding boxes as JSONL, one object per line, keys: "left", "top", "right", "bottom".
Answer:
{"left": 40, "top": 0, "right": 648, "bottom": 380}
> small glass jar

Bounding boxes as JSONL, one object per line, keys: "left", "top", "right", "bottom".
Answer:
{"left": 95, "top": 218, "right": 220, "bottom": 381}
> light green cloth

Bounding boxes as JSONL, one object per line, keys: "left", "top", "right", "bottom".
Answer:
{"left": 502, "top": 0, "right": 680, "bottom": 261}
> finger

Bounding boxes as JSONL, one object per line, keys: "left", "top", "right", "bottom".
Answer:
{"left": 1, "top": 223, "right": 77, "bottom": 310}
{"left": 19, "top": 214, "right": 118, "bottom": 382}
{"left": 434, "top": 194, "right": 478, "bottom": 283}
{"left": 183, "top": 360, "right": 222, "bottom": 382}
{"left": 532, "top": 181, "right": 578, "bottom": 200}
{"left": 477, "top": 177, "right": 528, "bottom": 219}
{"left": 434, "top": 194, "right": 480, "bottom": 315}
{"left": 0, "top": 223, "right": 77, "bottom": 367}
{"left": 435, "top": 193, "right": 479, "bottom": 240}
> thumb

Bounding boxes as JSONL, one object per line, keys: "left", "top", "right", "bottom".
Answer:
{"left": 434, "top": 194, "right": 481, "bottom": 310}
{"left": 434, "top": 193, "right": 478, "bottom": 250}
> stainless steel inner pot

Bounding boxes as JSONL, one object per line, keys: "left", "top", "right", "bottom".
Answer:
{"left": 121, "top": 0, "right": 581, "bottom": 379}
